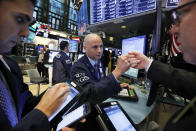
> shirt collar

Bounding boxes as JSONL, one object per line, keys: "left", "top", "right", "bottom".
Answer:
{"left": 87, "top": 57, "right": 99, "bottom": 67}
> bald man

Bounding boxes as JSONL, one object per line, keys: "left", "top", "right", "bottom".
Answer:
{"left": 71, "top": 33, "right": 131, "bottom": 103}
{"left": 70, "top": 33, "right": 131, "bottom": 130}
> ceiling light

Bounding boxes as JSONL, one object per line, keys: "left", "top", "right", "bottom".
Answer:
{"left": 121, "top": 26, "right": 126, "bottom": 29}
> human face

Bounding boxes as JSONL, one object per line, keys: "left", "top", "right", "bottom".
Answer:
{"left": 0, "top": 0, "right": 34, "bottom": 54}
{"left": 84, "top": 36, "right": 103, "bottom": 60}
{"left": 172, "top": 0, "right": 196, "bottom": 64}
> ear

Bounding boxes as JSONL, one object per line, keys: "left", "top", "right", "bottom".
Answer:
{"left": 178, "top": 43, "right": 182, "bottom": 51}
{"left": 83, "top": 45, "right": 87, "bottom": 51}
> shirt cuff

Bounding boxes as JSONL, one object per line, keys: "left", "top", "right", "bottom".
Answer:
{"left": 145, "top": 59, "right": 153, "bottom": 72}
{"left": 111, "top": 73, "right": 120, "bottom": 83}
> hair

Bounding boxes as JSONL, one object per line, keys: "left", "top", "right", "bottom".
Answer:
{"left": 60, "top": 41, "right": 69, "bottom": 50}
{"left": 0, "top": 0, "right": 37, "bottom": 6}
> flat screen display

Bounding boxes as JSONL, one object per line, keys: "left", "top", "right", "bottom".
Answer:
{"left": 122, "top": 35, "right": 146, "bottom": 78}
{"left": 25, "top": 31, "right": 36, "bottom": 43}
{"left": 90, "top": 0, "right": 156, "bottom": 24}
{"left": 69, "top": 40, "right": 78, "bottom": 52}
{"left": 104, "top": 105, "right": 136, "bottom": 131}
{"left": 78, "top": 0, "right": 88, "bottom": 36}
{"left": 166, "top": 0, "right": 180, "bottom": 8}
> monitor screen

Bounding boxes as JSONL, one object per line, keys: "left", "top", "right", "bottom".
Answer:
{"left": 90, "top": 0, "right": 156, "bottom": 24}
{"left": 69, "top": 40, "right": 78, "bottom": 53}
{"left": 166, "top": 0, "right": 180, "bottom": 8}
{"left": 78, "top": 0, "right": 88, "bottom": 36}
{"left": 25, "top": 31, "right": 36, "bottom": 43}
{"left": 122, "top": 35, "right": 146, "bottom": 78}
{"left": 104, "top": 105, "right": 136, "bottom": 131}
{"left": 37, "top": 45, "right": 44, "bottom": 52}
{"left": 49, "top": 51, "right": 59, "bottom": 63}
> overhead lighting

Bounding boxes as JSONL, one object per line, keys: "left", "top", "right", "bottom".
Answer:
{"left": 121, "top": 25, "right": 126, "bottom": 29}
{"left": 109, "top": 37, "right": 114, "bottom": 41}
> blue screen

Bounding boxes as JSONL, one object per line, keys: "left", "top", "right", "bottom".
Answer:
{"left": 90, "top": 0, "right": 156, "bottom": 24}
{"left": 25, "top": 31, "right": 35, "bottom": 43}
{"left": 166, "top": 0, "right": 180, "bottom": 8}
{"left": 78, "top": 0, "right": 88, "bottom": 36}
{"left": 122, "top": 35, "right": 146, "bottom": 78}
{"left": 104, "top": 105, "right": 136, "bottom": 131}
{"left": 69, "top": 40, "right": 78, "bottom": 52}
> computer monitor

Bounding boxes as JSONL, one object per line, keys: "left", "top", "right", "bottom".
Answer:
{"left": 69, "top": 40, "right": 78, "bottom": 53}
{"left": 24, "top": 30, "right": 36, "bottom": 43}
{"left": 49, "top": 50, "right": 59, "bottom": 63}
{"left": 122, "top": 35, "right": 146, "bottom": 78}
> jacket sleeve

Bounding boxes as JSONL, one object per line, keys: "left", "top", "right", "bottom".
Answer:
{"left": 70, "top": 64, "right": 121, "bottom": 103}
{"left": 148, "top": 60, "right": 196, "bottom": 99}
{"left": 10, "top": 109, "right": 50, "bottom": 131}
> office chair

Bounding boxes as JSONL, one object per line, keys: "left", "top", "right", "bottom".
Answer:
{"left": 26, "top": 69, "right": 48, "bottom": 96}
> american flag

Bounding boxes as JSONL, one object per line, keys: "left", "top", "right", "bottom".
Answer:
{"left": 168, "top": 31, "right": 181, "bottom": 57}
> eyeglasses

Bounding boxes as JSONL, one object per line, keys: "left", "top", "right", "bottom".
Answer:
{"left": 170, "top": 0, "right": 196, "bottom": 25}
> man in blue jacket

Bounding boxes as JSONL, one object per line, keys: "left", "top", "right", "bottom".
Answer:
{"left": 71, "top": 33, "right": 131, "bottom": 103}
{"left": 70, "top": 33, "right": 131, "bottom": 130}
{"left": 52, "top": 41, "right": 72, "bottom": 85}
{"left": 0, "top": 0, "right": 71, "bottom": 130}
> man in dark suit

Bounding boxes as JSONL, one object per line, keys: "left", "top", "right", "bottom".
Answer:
{"left": 71, "top": 33, "right": 131, "bottom": 103}
{"left": 0, "top": 0, "right": 71, "bottom": 130}
{"left": 70, "top": 33, "right": 132, "bottom": 130}
{"left": 128, "top": 0, "right": 196, "bottom": 130}
{"left": 52, "top": 41, "right": 72, "bottom": 85}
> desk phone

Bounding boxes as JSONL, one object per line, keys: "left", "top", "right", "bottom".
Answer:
{"left": 114, "top": 87, "right": 138, "bottom": 102}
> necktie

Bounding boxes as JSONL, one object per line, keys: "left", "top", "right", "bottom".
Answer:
{"left": 0, "top": 67, "right": 18, "bottom": 128}
{"left": 94, "top": 63, "right": 100, "bottom": 79}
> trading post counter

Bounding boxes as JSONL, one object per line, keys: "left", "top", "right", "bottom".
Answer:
{"left": 105, "top": 84, "right": 155, "bottom": 124}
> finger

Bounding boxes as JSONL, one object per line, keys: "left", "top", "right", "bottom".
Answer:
{"left": 128, "top": 58, "right": 138, "bottom": 63}
{"left": 80, "top": 118, "right": 86, "bottom": 123}
{"left": 61, "top": 127, "right": 75, "bottom": 131}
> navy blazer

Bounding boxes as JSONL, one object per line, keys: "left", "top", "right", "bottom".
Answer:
{"left": 0, "top": 55, "right": 49, "bottom": 131}
{"left": 70, "top": 55, "right": 121, "bottom": 103}
{"left": 52, "top": 51, "right": 72, "bottom": 85}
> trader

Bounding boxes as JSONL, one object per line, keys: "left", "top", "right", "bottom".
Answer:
{"left": 70, "top": 33, "right": 131, "bottom": 130}
{"left": 71, "top": 33, "right": 131, "bottom": 103}
{"left": 52, "top": 41, "right": 72, "bottom": 85}
{"left": 0, "top": 0, "right": 70, "bottom": 130}
{"left": 128, "top": 0, "right": 196, "bottom": 130}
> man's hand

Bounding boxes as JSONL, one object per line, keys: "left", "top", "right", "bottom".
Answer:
{"left": 120, "top": 83, "right": 129, "bottom": 88}
{"left": 35, "top": 83, "right": 70, "bottom": 118}
{"left": 113, "top": 55, "right": 132, "bottom": 79}
{"left": 128, "top": 52, "right": 152, "bottom": 70}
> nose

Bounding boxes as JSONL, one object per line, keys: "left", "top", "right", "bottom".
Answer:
{"left": 18, "top": 25, "right": 30, "bottom": 38}
{"left": 97, "top": 47, "right": 102, "bottom": 53}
